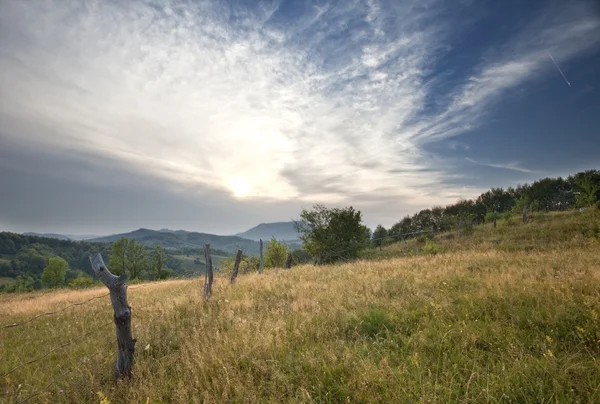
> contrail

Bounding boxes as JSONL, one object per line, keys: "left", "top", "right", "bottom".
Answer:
{"left": 547, "top": 50, "right": 571, "bottom": 87}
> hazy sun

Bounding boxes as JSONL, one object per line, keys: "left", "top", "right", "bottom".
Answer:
{"left": 230, "top": 175, "right": 250, "bottom": 198}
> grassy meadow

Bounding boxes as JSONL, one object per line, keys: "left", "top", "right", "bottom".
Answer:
{"left": 1, "top": 209, "right": 600, "bottom": 403}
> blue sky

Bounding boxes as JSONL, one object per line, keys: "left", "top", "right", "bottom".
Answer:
{"left": 0, "top": 0, "right": 599, "bottom": 235}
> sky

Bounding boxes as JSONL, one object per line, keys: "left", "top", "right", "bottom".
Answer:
{"left": 0, "top": 0, "right": 599, "bottom": 236}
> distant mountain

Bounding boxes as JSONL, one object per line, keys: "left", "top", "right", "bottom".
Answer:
{"left": 23, "top": 232, "right": 102, "bottom": 241}
{"left": 236, "top": 222, "right": 300, "bottom": 242}
{"left": 88, "top": 228, "right": 259, "bottom": 254}
{"left": 23, "top": 232, "right": 71, "bottom": 240}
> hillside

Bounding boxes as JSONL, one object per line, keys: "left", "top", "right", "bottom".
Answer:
{"left": 1, "top": 208, "right": 599, "bottom": 402}
{"left": 23, "top": 232, "right": 71, "bottom": 240}
{"left": 236, "top": 221, "right": 300, "bottom": 241}
{"left": 89, "top": 228, "right": 260, "bottom": 254}
{"left": 22, "top": 232, "right": 102, "bottom": 241}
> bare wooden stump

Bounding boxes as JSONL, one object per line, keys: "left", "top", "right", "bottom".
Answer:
{"left": 230, "top": 249, "right": 243, "bottom": 284}
{"left": 89, "top": 253, "right": 136, "bottom": 380}
{"left": 522, "top": 206, "right": 528, "bottom": 223}
{"left": 285, "top": 253, "right": 293, "bottom": 269}
{"left": 204, "top": 244, "right": 213, "bottom": 298}
{"left": 258, "top": 239, "right": 264, "bottom": 274}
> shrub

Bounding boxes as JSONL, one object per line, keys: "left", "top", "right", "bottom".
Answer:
{"left": 68, "top": 274, "right": 96, "bottom": 289}
{"left": 264, "top": 237, "right": 289, "bottom": 268}
{"left": 422, "top": 240, "right": 439, "bottom": 255}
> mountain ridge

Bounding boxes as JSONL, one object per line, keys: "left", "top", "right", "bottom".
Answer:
{"left": 235, "top": 221, "right": 300, "bottom": 242}
{"left": 88, "top": 228, "right": 260, "bottom": 254}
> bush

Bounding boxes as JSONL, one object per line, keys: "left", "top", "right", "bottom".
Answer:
{"left": 68, "top": 274, "right": 96, "bottom": 289}
{"left": 422, "top": 240, "right": 439, "bottom": 255}
{"left": 292, "top": 249, "right": 311, "bottom": 264}
{"left": 264, "top": 237, "right": 289, "bottom": 268}
{"left": 5, "top": 275, "right": 36, "bottom": 293}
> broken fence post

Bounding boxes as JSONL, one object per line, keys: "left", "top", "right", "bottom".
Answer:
{"left": 204, "top": 244, "right": 213, "bottom": 298}
{"left": 285, "top": 252, "right": 293, "bottom": 269}
{"left": 258, "top": 239, "right": 264, "bottom": 274}
{"left": 230, "top": 249, "right": 243, "bottom": 284}
{"left": 522, "top": 206, "right": 528, "bottom": 223}
{"left": 89, "top": 253, "right": 136, "bottom": 380}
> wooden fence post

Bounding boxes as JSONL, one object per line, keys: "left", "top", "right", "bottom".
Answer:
{"left": 522, "top": 206, "right": 528, "bottom": 223}
{"left": 89, "top": 253, "right": 136, "bottom": 380}
{"left": 493, "top": 210, "right": 497, "bottom": 228}
{"left": 258, "top": 239, "right": 264, "bottom": 274}
{"left": 230, "top": 249, "right": 243, "bottom": 284}
{"left": 285, "top": 252, "right": 293, "bottom": 269}
{"left": 204, "top": 244, "right": 213, "bottom": 298}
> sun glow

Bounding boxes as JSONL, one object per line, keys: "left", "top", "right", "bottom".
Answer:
{"left": 229, "top": 175, "right": 251, "bottom": 198}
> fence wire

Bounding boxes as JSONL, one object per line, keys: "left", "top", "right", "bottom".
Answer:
{"left": 0, "top": 292, "right": 110, "bottom": 330}
{"left": 2, "top": 321, "right": 112, "bottom": 378}
{"left": 16, "top": 339, "right": 115, "bottom": 403}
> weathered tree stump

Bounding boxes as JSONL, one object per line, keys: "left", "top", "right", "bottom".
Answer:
{"left": 204, "top": 244, "right": 213, "bottom": 298}
{"left": 258, "top": 239, "right": 264, "bottom": 274}
{"left": 522, "top": 206, "right": 528, "bottom": 223}
{"left": 285, "top": 253, "right": 293, "bottom": 269}
{"left": 89, "top": 253, "right": 136, "bottom": 380}
{"left": 230, "top": 249, "right": 243, "bottom": 284}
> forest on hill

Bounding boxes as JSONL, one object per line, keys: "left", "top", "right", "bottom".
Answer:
{"left": 374, "top": 169, "right": 600, "bottom": 241}
{"left": 0, "top": 233, "right": 232, "bottom": 291}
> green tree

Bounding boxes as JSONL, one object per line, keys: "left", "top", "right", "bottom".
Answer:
{"left": 574, "top": 172, "right": 600, "bottom": 207}
{"left": 292, "top": 248, "right": 311, "bottom": 264}
{"left": 151, "top": 246, "right": 169, "bottom": 280}
{"left": 295, "top": 204, "right": 370, "bottom": 264}
{"left": 109, "top": 238, "right": 147, "bottom": 280}
{"left": 264, "top": 237, "right": 289, "bottom": 268}
{"left": 41, "top": 256, "right": 68, "bottom": 288}
{"left": 110, "top": 238, "right": 128, "bottom": 276}
{"left": 127, "top": 241, "right": 147, "bottom": 280}
{"left": 372, "top": 225, "right": 388, "bottom": 248}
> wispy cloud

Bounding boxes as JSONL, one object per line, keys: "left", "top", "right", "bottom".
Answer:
{"left": 0, "top": 0, "right": 598, "bottom": 231}
{"left": 465, "top": 157, "right": 535, "bottom": 174}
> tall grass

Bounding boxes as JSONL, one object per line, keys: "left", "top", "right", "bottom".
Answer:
{"left": 1, "top": 209, "right": 600, "bottom": 403}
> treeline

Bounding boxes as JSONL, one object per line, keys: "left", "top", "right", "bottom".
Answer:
{"left": 0, "top": 233, "right": 110, "bottom": 279}
{"left": 0, "top": 233, "right": 201, "bottom": 292}
{"left": 374, "top": 169, "right": 600, "bottom": 241}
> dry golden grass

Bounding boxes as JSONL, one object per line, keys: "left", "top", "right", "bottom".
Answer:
{"left": 1, "top": 210, "right": 600, "bottom": 403}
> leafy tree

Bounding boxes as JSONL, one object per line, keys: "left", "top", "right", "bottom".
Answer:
{"left": 264, "top": 237, "right": 289, "bottom": 268}
{"left": 127, "top": 240, "right": 147, "bottom": 280}
{"left": 295, "top": 204, "right": 370, "bottom": 264}
{"left": 573, "top": 171, "right": 600, "bottom": 207}
{"left": 292, "top": 248, "right": 311, "bottom": 264}
{"left": 110, "top": 238, "right": 129, "bottom": 276}
{"left": 151, "top": 246, "right": 169, "bottom": 280}
{"left": 372, "top": 225, "right": 388, "bottom": 248}
{"left": 7, "top": 275, "right": 36, "bottom": 293}
{"left": 41, "top": 257, "right": 68, "bottom": 288}
{"left": 109, "top": 238, "right": 147, "bottom": 279}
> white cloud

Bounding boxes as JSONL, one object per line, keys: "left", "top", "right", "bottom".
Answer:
{"left": 465, "top": 158, "right": 535, "bottom": 174}
{"left": 0, "top": 0, "right": 598, "bottom": 229}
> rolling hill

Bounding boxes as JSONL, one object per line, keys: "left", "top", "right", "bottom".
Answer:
{"left": 235, "top": 221, "right": 300, "bottom": 242}
{"left": 89, "top": 228, "right": 260, "bottom": 254}
{"left": 23, "top": 232, "right": 102, "bottom": 241}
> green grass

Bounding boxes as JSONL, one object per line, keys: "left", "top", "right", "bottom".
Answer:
{"left": 1, "top": 209, "right": 599, "bottom": 403}
{"left": 173, "top": 254, "right": 228, "bottom": 275}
